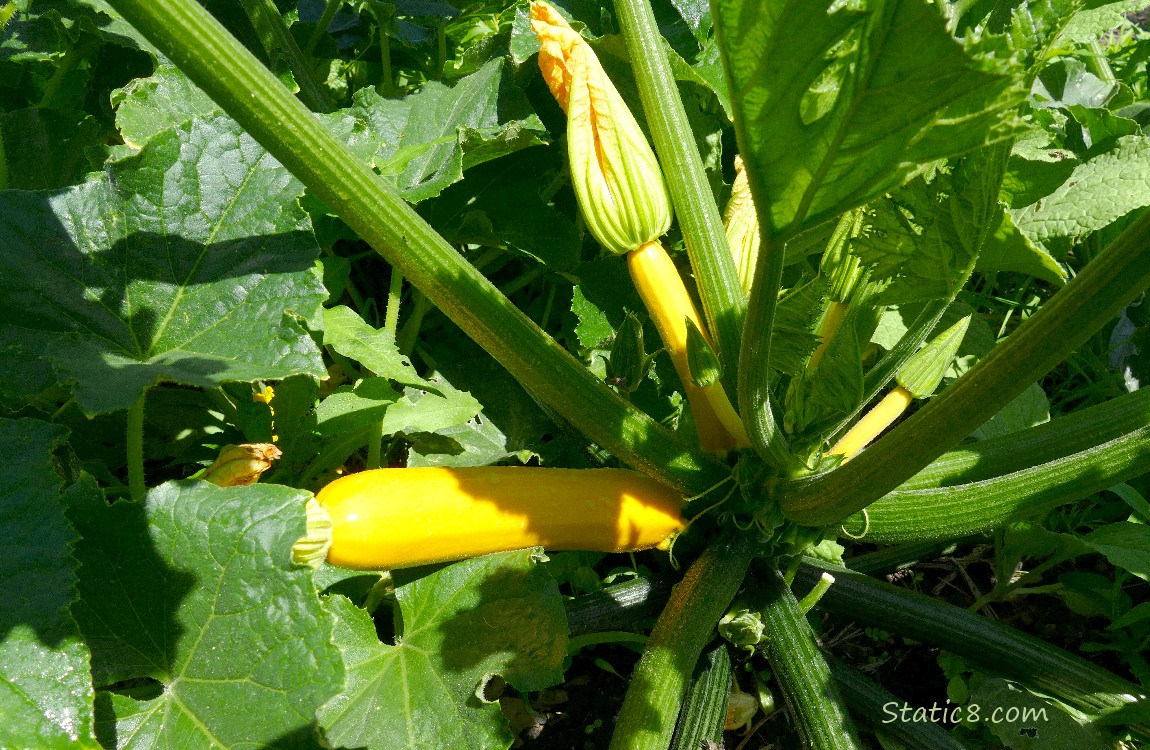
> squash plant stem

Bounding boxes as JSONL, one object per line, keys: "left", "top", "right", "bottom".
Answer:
{"left": 127, "top": 389, "right": 147, "bottom": 501}
{"left": 608, "top": 531, "right": 755, "bottom": 750}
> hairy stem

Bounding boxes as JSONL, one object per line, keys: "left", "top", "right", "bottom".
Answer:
{"left": 608, "top": 533, "right": 754, "bottom": 750}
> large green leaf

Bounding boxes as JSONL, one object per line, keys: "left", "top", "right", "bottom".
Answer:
{"left": 855, "top": 145, "right": 1011, "bottom": 305}
{"left": 67, "top": 479, "right": 342, "bottom": 748}
{"left": 0, "top": 418, "right": 99, "bottom": 749}
{"left": 318, "top": 550, "right": 568, "bottom": 750}
{"left": 112, "top": 64, "right": 219, "bottom": 147}
{"left": 323, "top": 57, "right": 548, "bottom": 203}
{"left": 0, "top": 113, "right": 328, "bottom": 415}
{"left": 713, "top": 0, "right": 1023, "bottom": 240}
{"left": 418, "top": 150, "right": 581, "bottom": 271}
{"left": 1010, "top": 135, "right": 1150, "bottom": 243}
{"left": 971, "top": 678, "right": 1109, "bottom": 750}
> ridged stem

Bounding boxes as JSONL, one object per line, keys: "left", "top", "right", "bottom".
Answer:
{"left": 759, "top": 566, "right": 864, "bottom": 749}
{"left": 738, "top": 225, "right": 793, "bottom": 470}
{"left": 796, "top": 559, "right": 1148, "bottom": 726}
{"left": 237, "top": 0, "right": 333, "bottom": 112}
{"left": 608, "top": 533, "right": 754, "bottom": 750}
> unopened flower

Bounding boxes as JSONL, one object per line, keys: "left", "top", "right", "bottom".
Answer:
{"left": 723, "top": 156, "right": 760, "bottom": 295}
{"left": 531, "top": 1, "right": 671, "bottom": 255}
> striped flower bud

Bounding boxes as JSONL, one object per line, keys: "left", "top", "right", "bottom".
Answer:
{"left": 531, "top": 1, "right": 672, "bottom": 255}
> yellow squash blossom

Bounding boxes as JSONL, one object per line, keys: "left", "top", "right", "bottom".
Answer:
{"left": 722, "top": 156, "right": 760, "bottom": 297}
{"left": 531, "top": 1, "right": 671, "bottom": 255}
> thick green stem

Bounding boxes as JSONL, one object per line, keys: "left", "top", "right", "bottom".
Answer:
{"left": 237, "top": 0, "right": 334, "bottom": 112}
{"left": 860, "top": 394, "right": 1150, "bottom": 542}
{"left": 738, "top": 228, "right": 792, "bottom": 470}
{"left": 759, "top": 567, "right": 864, "bottom": 750}
{"left": 669, "top": 643, "right": 731, "bottom": 750}
{"left": 827, "top": 657, "right": 970, "bottom": 750}
{"left": 612, "top": 0, "right": 746, "bottom": 395}
{"left": 796, "top": 559, "right": 1148, "bottom": 726}
{"left": 780, "top": 207, "right": 1150, "bottom": 523}
{"left": 608, "top": 533, "right": 754, "bottom": 750}
{"left": 127, "top": 390, "right": 147, "bottom": 501}
{"left": 102, "top": 0, "right": 727, "bottom": 495}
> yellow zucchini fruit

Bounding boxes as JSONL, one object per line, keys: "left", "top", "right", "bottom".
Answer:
{"left": 807, "top": 299, "right": 848, "bottom": 370}
{"left": 317, "top": 466, "right": 686, "bottom": 570}
{"left": 628, "top": 241, "right": 750, "bottom": 453}
{"left": 829, "top": 386, "right": 913, "bottom": 461}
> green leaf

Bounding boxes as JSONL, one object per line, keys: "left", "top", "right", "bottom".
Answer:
{"left": 857, "top": 148, "right": 1010, "bottom": 305}
{"left": 323, "top": 305, "right": 430, "bottom": 389}
{"left": 67, "top": 480, "right": 342, "bottom": 747}
{"left": 1000, "top": 151, "right": 1077, "bottom": 211}
{"left": 306, "top": 375, "right": 481, "bottom": 479}
{"left": 1083, "top": 522, "right": 1150, "bottom": 581}
{"left": 969, "top": 382, "right": 1050, "bottom": 440}
{"left": 316, "top": 378, "right": 402, "bottom": 440}
{"left": 321, "top": 58, "right": 547, "bottom": 203}
{"left": 685, "top": 318, "right": 722, "bottom": 387}
{"left": 0, "top": 113, "right": 328, "bottom": 414}
{"left": 976, "top": 212, "right": 1067, "bottom": 284}
{"left": 943, "top": 302, "right": 1051, "bottom": 439}
{"left": 970, "top": 678, "right": 1109, "bottom": 750}
{"left": 607, "top": 311, "right": 656, "bottom": 393}
{"left": 318, "top": 550, "right": 568, "bottom": 750}
{"left": 71, "top": 0, "right": 162, "bottom": 55}
{"left": 714, "top": 0, "right": 1023, "bottom": 240}
{"left": 383, "top": 382, "right": 483, "bottom": 436}
{"left": 0, "top": 418, "right": 99, "bottom": 749}
{"left": 897, "top": 315, "right": 971, "bottom": 399}
{"left": 568, "top": 256, "right": 644, "bottom": 351}
{"left": 0, "top": 2, "right": 69, "bottom": 65}
{"left": 1011, "top": 135, "right": 1150, "bottom": 243}
{"left": 112, "top": 64, "right": 219, "bottom": 147}
{"left": 1054, "top": 1, "right": 1148, "bottom": 47}
{"left": 1057, "top": 571, "right": 1120, "bottom": 618}
{"left": 406, "top": 412, "right": 527, "bottom": 468}
{"left": 1110, "top": 601, "right": 1150, "bottom": 630}
{"left": 769, "top": 275, "right": 826, "bottom": 376}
